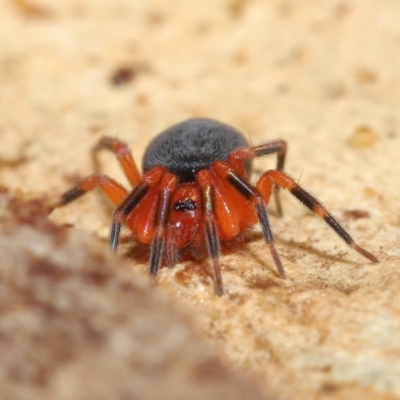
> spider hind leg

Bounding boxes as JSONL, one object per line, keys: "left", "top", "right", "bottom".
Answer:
{"left": 95, "top": 136, "right": 141, "bottom": 187}
{"left": 228, "top": 139, "right": 287, "bottom": 216}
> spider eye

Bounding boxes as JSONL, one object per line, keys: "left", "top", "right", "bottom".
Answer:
{"left": 173, "top": 199, "right": 197, "bottom": 212}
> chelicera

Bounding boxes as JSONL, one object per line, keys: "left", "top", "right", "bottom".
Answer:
{"left": 53, "top": 118, "right": 378, "bottom": 295}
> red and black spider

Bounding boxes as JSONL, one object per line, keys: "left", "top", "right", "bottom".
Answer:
{"left": 52, "top": 118, "right": 378, "bottom": 295}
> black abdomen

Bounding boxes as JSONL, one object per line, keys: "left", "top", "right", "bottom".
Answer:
{"left": 142, "top": 118, "right": 249, "bottom": 182}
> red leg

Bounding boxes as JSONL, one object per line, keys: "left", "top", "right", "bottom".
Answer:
{"left": 198, "top": 169, "right": 229, "bottom": 295}
{"left": 149, "top": 173, "right": 178, "bottom": 277}
{"left": 228, "top": 140, "right": 287, "bottom": 216}
{"left": 95, "top": 136, "right": 141, "bottom": 187}
{"left": 256, "top": 170, "right": 379, "bottom": 263}
{"left": 126, "top": 184, "right": 161, "bottom": 244}
{"left": 210, "top": 173, "right": 242, "bottom": 238}
{"left": 110, "top": 166, "right": 166, "bottom": 251}
{"left": 212, "top": 161, "right": 285, "bottom": 278}
{"left": 51, "top": 174, "right": 128, "bottom": 209}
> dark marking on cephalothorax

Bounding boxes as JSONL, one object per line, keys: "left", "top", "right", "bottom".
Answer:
{"left": 173, "top": 198, "right": 197, "bottom": 212}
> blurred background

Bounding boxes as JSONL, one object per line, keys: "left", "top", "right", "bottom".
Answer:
{"left": 1, "top": 1, "right": 400, "bottom": 399}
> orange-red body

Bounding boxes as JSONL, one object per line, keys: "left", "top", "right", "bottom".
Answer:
{"left": 126, "top": 178, "right": 257, "bottom": 264}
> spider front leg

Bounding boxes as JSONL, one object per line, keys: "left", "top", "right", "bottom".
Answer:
{"left": 228, "top": 139, "right": 287, "bottom": 216}
{"left": 212, "top": 162, "right": 286, "bottom": 278}
{"left": 198, "top": 170, "right": 225, "bottom": 295}
{"left": 148, "top": 173, "right": 177, "bottom": 277}
{"left": 110, "top": 166, "right": 166, "bottom": 251}
{"left": 256, "top": 170, "right": 379, "bottom": 263}
{"left": 110, "top": 171, "right": 178, "bottom": 280}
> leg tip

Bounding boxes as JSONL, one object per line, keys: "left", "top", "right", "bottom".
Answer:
{"left": 215, "top": 284, "right": 224, "bottom": 296}
{"left": 269, "top": 243, "right": 286, "bottom": 278}
{"left": 353, "top": 244, "right": 379, "bottom": 263}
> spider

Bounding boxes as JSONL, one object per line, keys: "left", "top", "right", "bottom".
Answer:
{"left": 52, "top": 118, "right": 378, "bottom": 295}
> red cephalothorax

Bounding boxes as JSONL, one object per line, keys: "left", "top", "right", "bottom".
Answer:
{"left": 52, "top": 118, "right": 378, "bottom": 295}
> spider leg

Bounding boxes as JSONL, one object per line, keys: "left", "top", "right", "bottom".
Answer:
{"left": 110, "top": 166, "right": 166, "bottom": 251}
{"left": 149, "top": 173, "right": 178, "bottom": 277}
{"left": 51, "top": 174, "right": 128, "bottom": 210}
{"left": 256, "top": 170, "right": 379, "bottom": 263}
{"left": 209, "top": 173, "right": 241, "bottom": 237}
{"left": 94, "top": 136, "right": 141, "bottom": 187}
{"left": 228, "top": 139, "right": 287, "bottom": 216}
{"left": 212, "top": 161, "right": 286, "bottom": 278}
{"left": 199, "top": 169, "right": 236, "bottom": 295}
